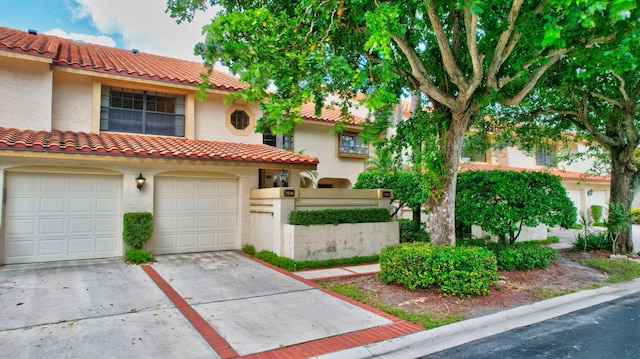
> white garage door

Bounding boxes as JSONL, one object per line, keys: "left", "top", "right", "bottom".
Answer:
{"left": 4, "top": 173, "right": 121, "bottom": 264}
{"left": 153, "top": 177, "right": 237, "bottom": 254}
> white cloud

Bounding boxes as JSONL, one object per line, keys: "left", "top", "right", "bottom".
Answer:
{"left": 44, "top": 28, "right": 116, "bottom": 47}
{"left": 70, "top": 0, "right": 220, "bottom": 62}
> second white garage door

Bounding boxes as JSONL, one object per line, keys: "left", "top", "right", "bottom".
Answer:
{"left": 153, "top": 176, "right": 237, "bottom": 254}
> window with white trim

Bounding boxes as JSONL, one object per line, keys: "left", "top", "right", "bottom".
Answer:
{"left": 100, "top": 86, "right": 185, "bottom": 137}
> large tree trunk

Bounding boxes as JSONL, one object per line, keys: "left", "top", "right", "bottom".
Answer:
{"left": 609, "top": 147, "right": 639, "bottom": 254}
{"left": 428, "top": 111, "right": 470, "bottom": 246}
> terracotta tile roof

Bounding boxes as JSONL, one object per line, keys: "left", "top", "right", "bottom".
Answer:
{"left": 301, "top": 102, "right": 366, "bottom": 126}
{"left": 0, "top": 127, "right": 318, "bottom": 165}
{"left": 459, "top": 162, "right": 610, "bottom": 183}
{"left": 0, "top": 26, "right": 246, "bottom": 91}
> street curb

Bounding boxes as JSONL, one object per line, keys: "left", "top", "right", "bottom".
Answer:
{"left": 315, "top": 277, "right": 640, "bottom": 358}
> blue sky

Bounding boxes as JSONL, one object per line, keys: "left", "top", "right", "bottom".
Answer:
{"left": 0, "top": 0, "right": 219, "bottom": 61}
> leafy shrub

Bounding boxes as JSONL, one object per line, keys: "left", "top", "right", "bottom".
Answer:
{"left": 456, "top": 170, "right": 576, "bottom": 245}
{"left": 124, "top": 248, "right": 155, "bottom": 264}
{"left": 569, "top": 223, "right": 583, "bottom": 229}
{"left": 459, "top": 240, "right": 559, "bottom": 271}
{"left": 398, "top": 219, "right": 430, "bottom": 243}
{"left": 590, "top": 205, "right": 603, "bottom": 222}
{"left": 289, "top": 208, "right": 391, "bottom": 225}
{"left": 123, "top": 212, "right": 154, "bottom": 249}
{"left": 572, "top": 231, "right": 612, "bottom": 251}
{"left": 631, "top": 208, "right": 640, "bottom": 224}
{"left": 485, "top": 243, "right": 559, "bottom": 270}
{"left": 379, "top": 243, "right": 498, "bottom": 297}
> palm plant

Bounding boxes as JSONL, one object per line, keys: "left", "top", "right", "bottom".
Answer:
{"left": 605, "top": 202, "right": 633, "bottom": 255}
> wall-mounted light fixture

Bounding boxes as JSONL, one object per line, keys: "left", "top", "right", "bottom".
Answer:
{"left": 276, "top": 169, "right": 288, "bottom": 188}
{"left": 136, "top": 173, "right": 146, "bottom": 191}
{"left": 587, "top": 188, "right": 594, "bottom": 197}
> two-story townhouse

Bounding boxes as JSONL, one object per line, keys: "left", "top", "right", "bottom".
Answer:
{"left": 0, "top": 26, "right": 322, "bottom": 264}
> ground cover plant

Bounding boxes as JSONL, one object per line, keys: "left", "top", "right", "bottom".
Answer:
{"left": 242, "top": 245, "right": 378, "bottom": 271}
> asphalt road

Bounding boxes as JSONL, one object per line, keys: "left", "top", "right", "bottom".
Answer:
{"left": 419, "top": 292, "right": 640, "bottom": 359}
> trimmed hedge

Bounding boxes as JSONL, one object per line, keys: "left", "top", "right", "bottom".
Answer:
{"left": 485, "top": 243, "right": 559, "bottom": 271}
{"left": 458, "top": 239, "right": 559, "bottom": 271}
{"left": 242, "top": 245, "right": 378, "bottom": 271}
{"left": 379, "top": 243, "right": 498, "bottom": 297}
{"left": 289, "top": 208, "right": 391, "bottom": 225}
{"left": 123, "top": 212, "right": 154, "bottom": 249}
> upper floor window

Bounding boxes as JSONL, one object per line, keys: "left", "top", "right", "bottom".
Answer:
{"left": 461, "top": 148, "right": 487, "bottom": 162}
{"left": 230, "top": 110, "right": 250, "bottom": 130}
{"left": 225, "top": 105, "right": 255, "bottom": 136}
{"left": 100, "top": 86, "right": 185, "bottom": 137}
{"left": 263, "top": 127, "right": 293, "bottom": 150}
{"left": 536, "top": 144, "right": 557, "bottom": 166}
{"left": 338, "top": 132, "right": 367, "bottom": 156}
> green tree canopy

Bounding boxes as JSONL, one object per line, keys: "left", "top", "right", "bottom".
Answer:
{"left": 456, "top": 170, "right": 576, "bottom": 245}
{"left": 167, "top": 0, "right": 627, "bottom": 246}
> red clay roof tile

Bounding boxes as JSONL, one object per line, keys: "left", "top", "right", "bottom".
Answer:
{"left": 301, "top": 102, "right": 365, "bottom": 126}
{"left": 0, "top": 26, "right": 246, "bottom": 91}
{"left": 459, "top": 162, "right": 610, "bottom": 183}
{"left": 0, "top": 127, "right": 318, "bottom": 165}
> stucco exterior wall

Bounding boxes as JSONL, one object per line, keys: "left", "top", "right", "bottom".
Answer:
{"left": 0, "top": 56, "right": 53, "bottom": 131}
{"left": 282, "top": 222, "right": 399, "bottom": 261}
{"left": 194, "top": 93, "right": 263, "bottom": 143}
{"left": 294, "top": 123, "right": 365, "bottom": 188}
{"left": 52, "top": 71, "right": 94, "bottom": 132}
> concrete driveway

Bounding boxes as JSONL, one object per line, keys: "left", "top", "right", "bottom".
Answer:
{"left": 0, "top": 251, "right": 397, "bottom": 358}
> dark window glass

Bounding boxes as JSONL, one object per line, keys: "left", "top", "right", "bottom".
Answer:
{"left": 100, "top": 86, "right": 185, "bottom": 137}
{"left": 231, "top": 110, "right": 250, "bottom": 130}
{"left": 338, "top": 132, "right": 367, "bottom": 155}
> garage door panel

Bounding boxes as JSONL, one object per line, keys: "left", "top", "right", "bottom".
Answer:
{"left": 39, "top": 219, "right": 65, "bottom": 235}
{"left": 219, "top": 198, "right": 236, "bottom": 211}
{"left": 39, "top": 239, "right": 65, "bottom": 255}
{"left": 219, "top": 232, "right": 235, "bottom": 245}
{"left": 41, "top": 198, "right": 65, "bottom": 213}
{"left": 198, "top": 199, "right": 217, "bottom": 211}
{"left": 68, "top": 238, "right": 92, "bottom": 254}
{"left": 176, "top": 233, "right": 196, "bottom": 248}
{"left": 6, "top": 219, "right": 36, "bottom": 235}
{"left": 69, "top": 198, "right": 93, "bottom": 213}
{"left": 7, "top": 198, "right": 36, "bottom": 214}
{"left": 198, "top": 233, "right": 216, "bottom": 246}
{"left": 154, "top": 177, "right": 237, "bottom": 255}
{"left": 96, "top": 237, "right": 119, "bottom": 252}
{"left": 177, "top": 198, "right": 196, "bottom": 211}
{"left": 96, "top": 217, "right": 118, "bottom": 233}
{"left": 69, "top": 218, "right": 93, "bottom": 233}
{"left": 198, "top": 216, "right": 217, "bottom": 229}
{"left": 96, "top": 198, "right": 119, "bottom": 212}
{"left": 41, "top": 177, "right": 66, "bottom": 192}
{"left": 5, "top": 173, "right": 121, "bottom": 264}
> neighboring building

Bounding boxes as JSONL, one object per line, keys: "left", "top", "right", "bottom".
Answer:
{"left": 0, "top": 26, "right": 327, "bottom": 264}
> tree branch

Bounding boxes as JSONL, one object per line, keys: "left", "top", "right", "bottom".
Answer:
{"left": 502, "top": 49, "right": 568, "bottom": 106}
{"left": 390, "top": 34, "right": 456, "bottom": 108}
{"left": 487, "top": 0, "right": 524, "bottom": 90}
{"left": 426, "top": 3, "right": 465, "bottom": 88}
{"left": 464, "top": 7, "right": 484, "bottom": 94}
